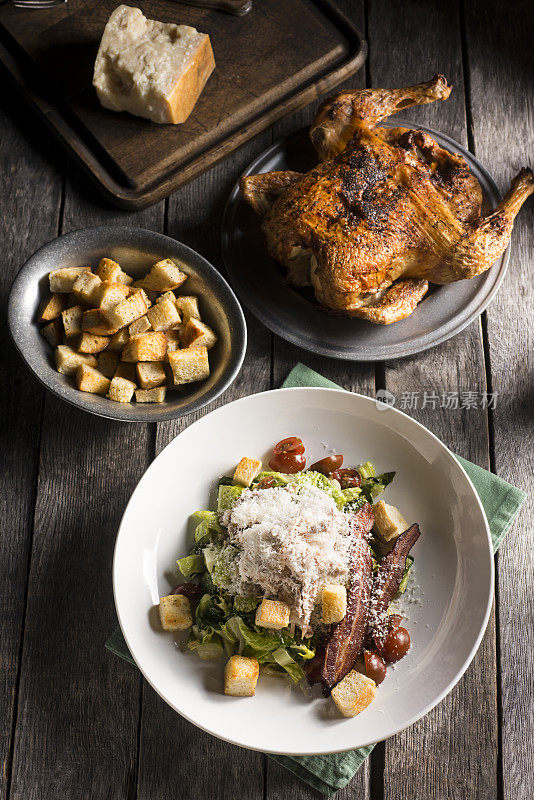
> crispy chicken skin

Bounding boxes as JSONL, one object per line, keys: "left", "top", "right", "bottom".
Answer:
{"left": 241, "top": 75, "right": 534, "bottom": 324}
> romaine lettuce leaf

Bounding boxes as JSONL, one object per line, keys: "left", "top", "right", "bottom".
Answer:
{"left": 177, "top": 553, "right": 205, "bottom": 577}
{"left": 203, "top": 543, "right": 240, "bottom": 592}
{"left": 291, "top": 471, "right": 346, "bottom": 508}
{"left": 271, "top": 647, "right": 305, "bottom": 682}
{"left": 233, "top": 595, "right": 261, "bottom": 614}
{"left": 217, "top": 484, "right": 244, "bottom": 511}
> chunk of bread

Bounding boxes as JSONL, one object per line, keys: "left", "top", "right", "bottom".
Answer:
{"left": 38, "top": 293, "right": 67, "bottom": 322}
{"left": 97, "top": 350, "right": 120, "bottom": 379}
{"left": 255, "top": 599, "right": 290, "bottom": 630}
{"left": 233, "top": 457, "right": 262, "bottom": 487}
{"left": 104, "top": 290, "right": 149, "bottom": 329}
{"left": 77, "top": 332, "right": 109, "bottom": 354}
{"left": 61, "top": 305, "right": 83, "bottom": 338}
{"left": 175, "top": 295, "right": 200, "bottom": 323}
{"left": 164, "top": 329, "right": 181, "bottom": 357}
{"left": 136, "top": 361, "right": 166, "bottom": 389}
{"left": 147, "top": 298, "right": 181, "bottom": 331}
{"left": 107, "top": 329, "right": 130, "bottom": 352}
{"left": 40, "top": 319, "right": 63, "bottom": 347}
{"left": 107, "top": 375, "right": 136, "bottom": 403}
{"left": 98, "top": 281, "right": 130, "bottom": 311}
{"left": 321, "top": 584, "right": 347, "bottom": 624}
{"left": 129, "top": 315, "right": 152, "bottom": 336}
{"left": 82, "top": 308, "right": 118, "bottom": 336}
{"left": 159, "top": 594, "right": 192, "bottom": 631}
{"left": 72, "top": 271, "right": 103, "bottom": 306}
{"left": 180, "top": 318, "right": 217, "bottom": 349}
{"left": 372, "top": 501, "right": 409, "bottom": 543}
{"left": 168, "top": 346, "right": 209, "bottom": 384}
{"left": 331, "top": 670, "right": 376, "bottom": 717}
{"left": 138, "top": 259, "right": 187, "bottom": 291}
{"left": 114, "top": 362, "right": 137, "bottom": 383}
{"left": 49, "top": 267, "right": 91, "bottom": 294}
{"left": 156, "top": 291, "right": 176, "bottom": 305}
{"left": 122, "top": 332, "right": 167, "bottom": 362}
{"left": 75, "top": 364, "right": 111, "bottom": 395}
{"left": 96, "top": 257, "right": 133, "bottom": 285}
{"left": 224, "top": 655, "right": 259, "bottom": 697}
{"left": 135, "top": 386, "right": 166, "bottom": 403}
{"left": 93, "top": 5, "right": 215, "bottom": 125}
{"left": 55, "top": 345, "right": 97, "bottom": 376}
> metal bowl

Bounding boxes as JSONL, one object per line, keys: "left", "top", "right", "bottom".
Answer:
{"left": 8, "top": 227, "right": 247, "bottom": 422}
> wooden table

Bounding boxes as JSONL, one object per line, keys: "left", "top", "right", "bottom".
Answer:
{"left": 1, "top": 1, "right": 532, "bottom": 798}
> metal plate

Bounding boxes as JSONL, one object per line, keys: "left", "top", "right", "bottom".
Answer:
{"left": 8, "top": 227, "right": 246, "bottom": 423}
{"left": 221, "top": 123, "right": 509, "bottom": 361}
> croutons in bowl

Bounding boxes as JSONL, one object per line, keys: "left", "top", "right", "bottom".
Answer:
{"left": 8, "top": 227, "right": 246, "bottom": 422}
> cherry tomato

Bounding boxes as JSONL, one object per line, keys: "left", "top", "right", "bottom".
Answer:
{"left": 380, "top": 626, "right": 411, "bottom": 663}
{"left": 330, "top": 468, "right": 361, "bottom": 489}
{"left": 310, "top": 455, "right": 343, "bottom": 475}
{"left": 269, "top": 452, "right": 306, "bottom": 474}
{"left": 255, "top": 477, "right": 277, "bottom": 489}
{"left": 364, "top": 650, "right": 387, "bottom": 685}
{"left": 273, "top": 436, "right": 305, "bottom": 455}
{"left": 170, "top": 582, "right": 202, "bottom": 602}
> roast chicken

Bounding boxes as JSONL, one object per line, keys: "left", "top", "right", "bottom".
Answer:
{"left": 241, "top": 75, "right": 534, "bottom": 323}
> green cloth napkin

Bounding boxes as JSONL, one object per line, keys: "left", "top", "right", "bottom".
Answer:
{"left": 106, "top": 363, "right": 525, "bottom": 796}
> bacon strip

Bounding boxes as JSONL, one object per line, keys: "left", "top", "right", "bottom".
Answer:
{"left": 320, "top": 502, "right": 374, "bottom": 694}
{"left": 369, "top": 523, "right": 421, "bottom": 647}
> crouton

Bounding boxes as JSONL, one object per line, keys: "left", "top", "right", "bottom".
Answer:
{"left": 107, "top": 329, "right": 130, "bottom": 352}
{"left": 40, "top": 319, "right": 63, "bottom": 347}
{"left": 107, "top": 376, "right": 136, "bottom": 403}
{"left": 82, "top": 309, "right": 118, "bottom": 336}
{"left": 156, "top": 291, "right": 176, "bottom": 305}
{"left": 255, "top": 599, "right": 290, "bottom": 630}
{"left": 331, "top": 670, "right": 376, "bottom": 717}
{"left": 121, "top": 332, "right": 167, "bottom": 362}
{"left": 98, "top": 282, "right": 130, "bottom": 311}
{"left": 136, "top": 362, "right": 166, "bottom": 389}
{"left": 233, "top": 457, "right": 262, "bottom": 487}
{"left": 97, "top": 350, "right": 120, "bottom": 379}
{"left": 372, "top": 501, "right": 409, "bottom": 543}
{"left": 321, "top": 584, "right": 347, "bottom": 624}
{"left": 77, "top": 332, "right": 109, "bottom": 354}
{"left": 159, "top": 594, "right": 192, "bottom": 631}
{"left": 61, "top": 305, "right": 83, "bottom": 338}
{"left": 175, "top": 295, "right": 200, "bottom": 323}
{"left": 72, "top": 271, "right": 103, "bottom": 306}
{"left": 147, "top": 298, "right": 181, "bottom": 331}
{"left": 96, "top": 257, "right": 133, "bottom": 285}
{"left": 114, "top": 362, "right": 137, "bottom": 383}
{"left": 55, "top": 345, "right": 97, "bottom": 376}
{"left": 138, "top": 259, "right": 187, "bottom": 292}
{"left": 168, "top": 346, "right": 209, "bottom": 385}
{"left": 75, "top": 364, "right": 111, "bottom": 395}
{"left": 135, "top": 387, "right": 167, "bottom": 403}
{"left": 104, "top": 290, "right": 149, "bottom": 329}
{"left": 164, "top": 330, "right": 181, "bottom": 357}
{"left": 224, "top": 655, "right": 259, "bottom": 697}
{"left": 38, "top": 293, "right": 67, "bottom": 322}
{"left": 129, "top": 315, "right": 151, "bottom": 336}
{"left": 180, "top": 318, "right": 217, "bottom": 350}
{"left": 49, "top": 266, "right": 91, "bottom": 294}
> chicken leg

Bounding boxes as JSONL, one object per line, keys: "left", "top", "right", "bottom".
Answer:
{"left": 310, "top": 74, "right": 451, "bottom": 160}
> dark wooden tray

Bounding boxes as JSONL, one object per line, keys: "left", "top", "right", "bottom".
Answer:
{"left": 0, "top": 0, "right": 366, "bottom": 209}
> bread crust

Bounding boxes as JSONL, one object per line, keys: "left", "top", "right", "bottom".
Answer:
{"left": 165, "top": 35, "right": 215, "bottom": 124}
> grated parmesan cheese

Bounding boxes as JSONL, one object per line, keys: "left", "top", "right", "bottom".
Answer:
{"left": 220, "top": 484, "right": 355, "bottom": 634}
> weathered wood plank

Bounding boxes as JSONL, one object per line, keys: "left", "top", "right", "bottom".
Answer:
{"left": 8, "top": 158, "right": 164, "bottom": 799}
{"left": 0, "top": 85, "right": 63, "bottom": 800}
{"left": 268, "top": 3, "right": 372, "bottom": 797}
{"left": 367, "top": 2, "right": 498, "bottom": 799}
{"left": 464, "top": 2, "right": 534, "bottom": 799}
{"left": 137, "top": 139, "right": 272, "bottom": 800}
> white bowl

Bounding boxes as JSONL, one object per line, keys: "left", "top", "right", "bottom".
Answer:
{"left": 113, "top": 387, "right": 493, "bottom": 755}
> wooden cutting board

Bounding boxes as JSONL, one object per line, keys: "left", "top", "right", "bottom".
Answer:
{"left": 0, "top": 0, "right": 366, "bottom": 209}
